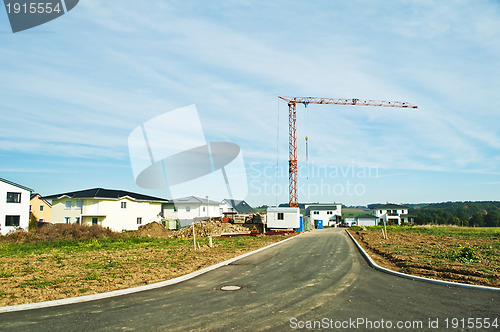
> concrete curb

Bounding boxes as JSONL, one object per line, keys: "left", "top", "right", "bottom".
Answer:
{"left": 0, "top": 233, "right": 302, "bottom": 313}
{"left": 346, "top": 229, "right": 499, "bottom": 292}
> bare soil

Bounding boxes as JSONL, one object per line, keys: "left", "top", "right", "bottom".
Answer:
{"left": 0, "top": 223, "right": 295, "bottom": 307}
{"left": 348, "top": 228, "right": 499, "bottom": 288}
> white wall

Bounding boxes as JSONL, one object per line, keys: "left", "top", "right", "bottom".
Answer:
{"left": 0, "top": 181, "right": 31, "bottom": 235}
{"left": 51, "top": 197, "right": 163, "bottom": 232}
{"left": 163, "top": 203, "right": 223, "bottom": 221}
{"left": 372, "top": 207, "right": 408, "bottom": 225}
{"left": 306, "top": 204, "right": 342, "bottom": 226}
{"left": 356, "top": 218, "right": 378, "bottom": 227}
{"left": 267, "top": 207, "right": 300, "bottom": 229}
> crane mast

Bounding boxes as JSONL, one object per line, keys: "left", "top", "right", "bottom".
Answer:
{"left": 278, "top": 96, "right": 418, "bottom": 208}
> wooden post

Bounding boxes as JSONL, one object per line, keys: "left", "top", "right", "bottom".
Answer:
{"left": 209, "top": 235, "right": 213, "bottom": 248}
{"left": 383, "top": 220, "right": 388, "bottom": 239}
{"left": 192, "top": 223, "right": 197, "bottom": 250}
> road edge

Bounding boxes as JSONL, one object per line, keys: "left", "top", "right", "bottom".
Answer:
{"left": 346, "top": 229, "right": 499, "bottom": 292}
{"left": 0, "top": 233, "right": 302, "bottom": 313}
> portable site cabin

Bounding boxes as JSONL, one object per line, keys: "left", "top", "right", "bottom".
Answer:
{"left": 266, "top": 207, "right": 300, "bottom": 229}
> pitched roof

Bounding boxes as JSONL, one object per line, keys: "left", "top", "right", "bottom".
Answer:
{"left": 0, "top": 177, "right": 33, "bottom": 192}
{"left": 170, "top": 196, "right": 221, "bottom": 205}
{"left": 222, "top": 199, "right": 255, "bottom": 213}
{"left": 371, "top": 203, "right": 409, "bottom": 210}
{"left": 30, "top": 193, "right": 52, "bottom": 206}
{"left": 42, "top": 188, "right": 168, "bottom": 202}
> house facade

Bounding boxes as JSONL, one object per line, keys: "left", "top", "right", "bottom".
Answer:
{"left": 0, "top": 178, "right": 33, "bottom": 235}
{"left": 43, "top": 188, "right": 168, "bottom": 232}
{"left": 163, "top": 196, "right": 224, "bottom": 228}
{"left": 30, "top": 193, "right": 52, "bottom": 223}
{"left": 371, "top": 203, "right": 411, "bottom": 225}
{"left": 305, "top": 203, "right": 342, "bottom": 227}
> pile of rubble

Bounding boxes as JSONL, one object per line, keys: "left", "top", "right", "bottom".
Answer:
{"left": 133, "top": 221, "right": 251, "bottom": 239}
{"left": 134, "top": 222, "right": 173, "bottom": 238}
{"left": 171, "top": 222, "right": 250, "bottom": 239}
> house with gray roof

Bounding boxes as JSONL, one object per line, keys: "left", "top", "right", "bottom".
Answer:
{"left": 162, "top": 196, "right": 224, "bottom": 228}
{"left": 221, "top": 199, "right": 255, "bottom": 214}
{"left": 370, "top": 203, "right": 414, "bottom": 225}
{"left": 43, "top": 188, "right": 168, "bottom": 232}
{"left": 0, "top": 177, "right": 33, "bottom": 235}
{"left": 305, "top": 203, "right": 342, "bottom": 227}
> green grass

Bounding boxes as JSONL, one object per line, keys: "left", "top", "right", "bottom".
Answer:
{"left": 0, "top": 237, "right": 195, "bottom": 258}
{"left": 360, "top": 225, "right": 500, "bottom": 238}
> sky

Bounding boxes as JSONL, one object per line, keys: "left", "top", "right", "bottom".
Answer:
{"left": 1, "top": 0, "right": 499, "bottom": 207}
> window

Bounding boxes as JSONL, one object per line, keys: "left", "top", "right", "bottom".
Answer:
{"left": 277, "top": 213, "right": 284, "bottom": 220}
{"left": 202, "top": 206, "right": 206, "bottom": 212}
{"left": 219, "top": 208, "right": 223, "bottom": 214}
{"left": 121, "top": 202, "right": 127, "bottom": 209}
{"left": 65, "top": 201, "right": 72, "bottom": 209}
{"left": 75, "top": 217, "right": 80, "bottom": 224}
{"left": 173, "top": 206, "right": 177, "bottom": 212}
{"left": 379, "top": 210, "right": 382, "bottom": 214}
{"left": 39, "top": 219, "right": 44, "bottom": 223}
{"left": 6, "top": 192, "right": 21, "bottom": 203}
{"left": 75, "top": 200, "right": 83, "bottom": 209}
{"left": 5, "top": 215, "right": 20, "bottom": 227}
{"left": 137, "top": 217, "right": 142, "bottom": 225}
{"left": 313, "top": 211, "right": 319, "bottom": 215}
{"left": 92, "top": 217, "right": 98, "bottom": 225}
{"left": 29, "top": 205, "right": 32, "bottom": 211}
{"left": 186, "top": 206, "right": 190, "bottom": 212}
{"left": 65, "top": 217, "right": 70, "bottom": 224}
{"left": 40, "top": 205, "right": 44, "bottom": 212}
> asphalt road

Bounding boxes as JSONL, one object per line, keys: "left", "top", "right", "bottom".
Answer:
{"left": 0, "top": 228, "right": 498, "bottom": 331}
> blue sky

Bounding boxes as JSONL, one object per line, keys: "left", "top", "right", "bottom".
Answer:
{"left": 1, "top": 0, "right": 499, "bottom": 207}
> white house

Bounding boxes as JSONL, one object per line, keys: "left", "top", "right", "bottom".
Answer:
{"left": 305, "top": 203, "right": 342, "bottom": 227}
{"left": 0, "top": 178, "right": 33, "bottom": 235}
{"left": 162, "top": 196, "right": 224, "bottom": 228}
{"left": 266, "top": 207, "right": 300, "bottom": 229}
{"left": 220, "top": 199, "right": 256, "bottom": 214}
{"left": 355, "top": 214, "right": 379, "bottom": 227}
{"left": 43, "top": 188, "right": 168, "bottom": 232}
{"left": 371, "top": 203, "right": 411, "bottom": 225}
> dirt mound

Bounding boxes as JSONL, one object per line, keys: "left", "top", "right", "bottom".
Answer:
{"left": 171, "top": 222, "right": 250, "bottom": 238}
{"left": 134, "top": 222, "right": 172, "bottom": 238}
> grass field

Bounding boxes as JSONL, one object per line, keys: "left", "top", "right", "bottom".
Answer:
{"left": 342, "top": 208, "right": 369, "bottom": 218}
{"left": 348, "top": 225, "right": 499, "bottom": 287}
{"left": 0, "top": 226, "right": 296, "bottom": 306}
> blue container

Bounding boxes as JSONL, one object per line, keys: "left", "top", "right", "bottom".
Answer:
{"left": 317, "top": 220, "right": 323, "bottom": 229}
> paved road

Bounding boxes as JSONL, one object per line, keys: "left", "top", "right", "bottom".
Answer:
{"left": 0, "top": 229, "right": 498, "bottom": 331}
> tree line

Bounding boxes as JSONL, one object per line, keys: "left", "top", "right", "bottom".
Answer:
{"left": 409, "top": 201, "right": 500, "bottom": 227}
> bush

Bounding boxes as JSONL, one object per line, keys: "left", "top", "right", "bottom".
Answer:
{"left": 1, "top": 223, "right": 124, "bottom": 244}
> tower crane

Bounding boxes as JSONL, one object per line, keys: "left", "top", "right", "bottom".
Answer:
{"left": 278, "top": 96, "right": 418, "bottom": 207}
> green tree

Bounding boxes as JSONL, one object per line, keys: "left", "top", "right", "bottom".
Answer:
{"left": 29, "top": 212, "right": 38, "bottom": 232}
